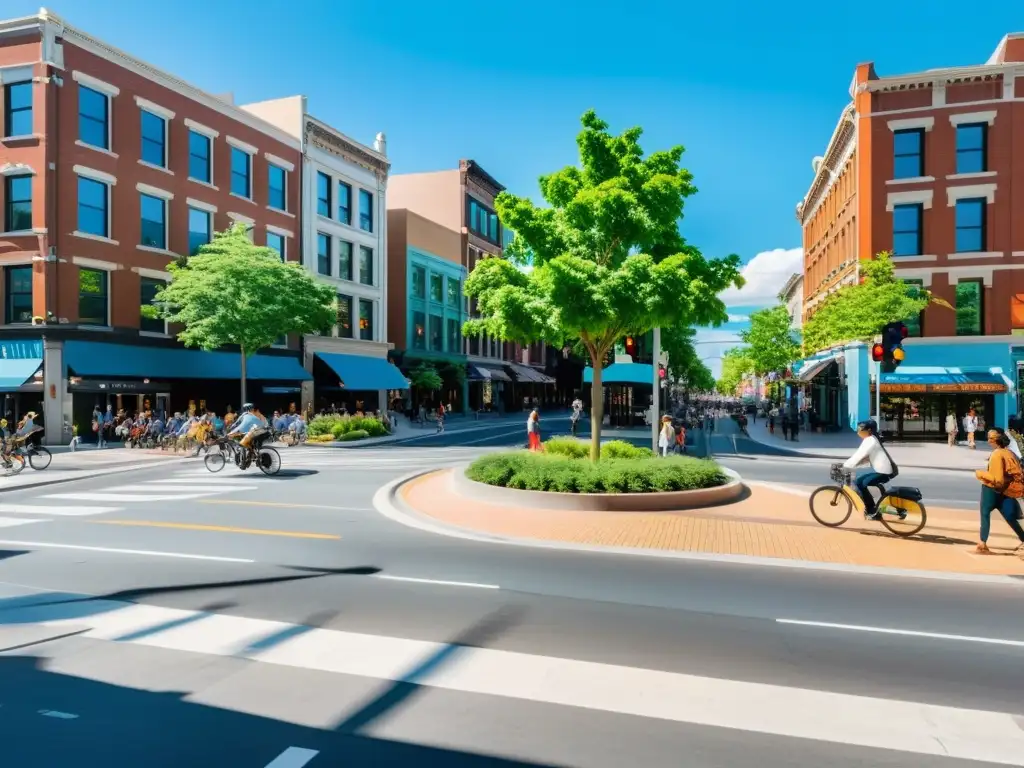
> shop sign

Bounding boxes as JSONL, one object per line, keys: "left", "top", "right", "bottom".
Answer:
{"left": 877, "top": 383, "right": 1006, "bottom": 394}
{"left": 70, "top": 379, "right": 171, "bottom": 392}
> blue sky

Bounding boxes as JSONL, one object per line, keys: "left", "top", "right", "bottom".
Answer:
{"left": 30, "top": 1, "right": 1024, "bottom": 375}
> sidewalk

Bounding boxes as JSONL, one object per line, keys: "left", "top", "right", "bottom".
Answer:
{"left": 314, "top": 411, "right": 573, "bottom": 448}
{"left": 1, "top": 448, "right": 186, "bottom": 492}
{"left": 394, "top": 468, "right": 1024, "bottom": 577}
{"left": 741, "top": 420, "right": 991, "bottom": 472}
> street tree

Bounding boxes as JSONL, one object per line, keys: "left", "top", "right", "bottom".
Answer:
{"left": 802, "top": 252, "right": 949, "bottom": 354}
{"left": 409, "top": 363, "right": 443, "bottom": 395}
{"left": 716, "top": 348, "right": 753, "bottom": 396}
{"left": 739, "top": 305, "right": 800, "bottom": 376}
{"left": 146, "top": 223, "right": 337, "bottom": 405}
{"left": 464, "top": 110, "right": 743, "bottom": 460}
{"left": 662, "top": 326, "right": 715, "bottom": 395}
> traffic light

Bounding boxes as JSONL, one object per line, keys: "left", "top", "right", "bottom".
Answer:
{"left": 658, "top": 364, "right": 667, "bottom": 380}
{"left": 879, "top": 321, "right": 908, "bottom": 373}
{"left": 624, "top": 336, "right": 635, "bottom": 359}
{"left": 871, "top": 343, "right": 885, "bottom": 363}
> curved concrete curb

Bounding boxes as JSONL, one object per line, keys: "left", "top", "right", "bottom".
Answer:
{"left": 451, "top": 464, "right": 743, "bottom": 512}
{"left": 370, "top": 472, "right": 1022, "bottom": 586}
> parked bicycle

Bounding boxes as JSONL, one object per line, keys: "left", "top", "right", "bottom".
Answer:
{"left": 204, "top": 431, "right": 281, "bottom": 476}
{"left": 809, "top": 463, "right": 927, "bottom": 537}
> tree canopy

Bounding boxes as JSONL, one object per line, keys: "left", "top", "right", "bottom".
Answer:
{"left": 801, "top": 252, "right": 949, "bottom": 354}
{"left": 409, "top": 363, "right": 443, "bottom": 392}
{"left": 716, "top": 348, "right": 753, "bottom": 396}
{"left": 464, "top": 110, "right": 743, "bottom": 459}
{"left": 662, "top": 326, "right": 715, "bottom": 393}
{"left": 148, "top": 223, "right": 336, "bottom": 402}
{"left": 739, "top": 305, "right": 800, "bottom": 377}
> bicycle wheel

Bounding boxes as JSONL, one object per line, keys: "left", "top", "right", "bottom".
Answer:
{"left": 28, "top": 446, "right": 51, "bottom": 470}
{"left": 877, "top": 494, "right": 927, "bottom": 537}
{"left": 809, "top": 485, "right": 853, "bottom": 527}
{"left": 204, "top": 450, "right": 226, "bottom": 473}
{"left": 5, "top": 454, "right": 26, "bottom": 475}
{"left": 256, "top": 447, "right": 281, "bottom": 476}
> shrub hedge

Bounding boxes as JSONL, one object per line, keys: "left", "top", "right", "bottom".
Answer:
{"left": 466, "top": 451, "right": 727, "bottom": 494}
{"left": 308, "top": 414, "right": 389, "bottom": 439}
{"left": 543, "top": 437, "right": 654, "bottom": 461}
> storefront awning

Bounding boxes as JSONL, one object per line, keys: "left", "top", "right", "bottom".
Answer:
{"left": 582, "top": 362, "right": 654, "bottom": 386}
{"left": 878, "top": 369, "right": 1008, "bottom": 394}
{"left": 794, "top": 355, "right": 839, "bottom": 383}
{"left": 316, "top": 352, "right": 409, "bottom": 391}
{"left": 507, "top": 362, "right": 555, "bottom": 385}
{"left": 64, "top": 342, "right": 311, "bottom": 381}
{"left": 468, "top": 363, "right": 512, "bottom": 382}
{"left": 0, "top": 339, "right": 43, "bottom": 391}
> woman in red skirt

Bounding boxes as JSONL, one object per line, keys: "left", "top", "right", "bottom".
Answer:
{"left": 527, "top": 410, "right": 542, "bottom": 451}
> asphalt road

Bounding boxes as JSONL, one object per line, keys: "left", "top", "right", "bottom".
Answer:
{"left": 0, "top": 424, "right": 1021, "bottom": 767}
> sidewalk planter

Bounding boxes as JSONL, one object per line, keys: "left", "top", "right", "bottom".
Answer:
{"left": 454, "top": 462, "right": 743, "bottom": 512}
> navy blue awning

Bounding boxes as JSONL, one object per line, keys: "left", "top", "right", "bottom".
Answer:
{"left": 582, "top": 363, "right": 654, "bottom": 386}
{"left": 316, "top": 352, "right": 409, "bottom": 390}
{"left": 0, "top": 340, "right": 43, "bottom": 391}
{"left": 65, "top": 342, "right": 310, "bottom": 381}
{"left": 879, "top": 369, "right": 1007, "bottom": 394}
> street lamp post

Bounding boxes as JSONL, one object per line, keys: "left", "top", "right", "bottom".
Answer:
{"left": 651, "top": 326, "right": 661, "bottom": 453}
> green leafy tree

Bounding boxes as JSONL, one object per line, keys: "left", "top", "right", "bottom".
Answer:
{"left": 716, "top": 348, "right": 753, "bottom": 396}
{"left": 802, "top": 252, "right": 950, "bottom": 354}
{"left": 464, "top": 111, "right": 743, "bottom": 460}
{"left": 409, "top": 363, "right": 443, "bottom": 392}
{"left": 662, "top": 326, "right": 715, "bottom": 394}
{"left": 740, "top": 305, "right": 800, "bottom": 376}
{"left": 147, "top": 223, "right": 337, "bottom": 404}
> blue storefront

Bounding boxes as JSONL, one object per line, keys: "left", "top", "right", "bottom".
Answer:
{"left": 791, "top": 338, "right": 1019, "bottom": 439}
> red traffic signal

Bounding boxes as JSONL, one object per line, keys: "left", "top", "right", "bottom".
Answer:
{"left": 871, "top": 343, "right": 885, "bottom": 362}
{"left": 658, "top": 364, "right": 667, "bottom": 379}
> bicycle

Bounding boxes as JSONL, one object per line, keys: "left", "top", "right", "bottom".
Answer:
{"left": 204, "top": 432, "right": 281, "bottom": 476}
{"left": 9, "top": 430, "right": 51, "bottom": 471}
{"left": 809, "top": 463, "right": 927, "bottom": 537}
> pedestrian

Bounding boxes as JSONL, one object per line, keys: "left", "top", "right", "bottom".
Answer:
{"left": 945, "top": 412, "right": 958, "bottom": 447}
{"left": 527, "top": 410, "right": 542, "bottom": 451}
{"left": 789, "top": 411, "right": 799, "bottom": 442}
{"left": 768, "top": 409, "right": 775, "bottom": 435}
{"left": 964, "top": 408, "right": 979, "bottom": 449}
{"left": 436, "top": 405, "right": 445, "bottom": 433}
{"left": 658, "top": 415, "right": 674, "bottom": 457}
{"left": 780, "top": 414, "right": 790, "bottom": 441}
{"left": 676, "top": 423, "right": 687, "bottom": 455}
{"left": 973, "top": 430, "right": 1024, "bottom": 555}
{"left": 570, "top": 395, "right": 583, "bottom": 437}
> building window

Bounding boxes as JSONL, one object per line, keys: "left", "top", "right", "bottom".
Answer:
{"left": 3, "top": 174, "right": 32, "bottom": 232}
{"left": 954, "top": 198, "right": 986, "bottom": 253}
{"left": 188, "top": 130, "right": 211, "bottom": 183}
{"left": 139, "top": 194, "right": 167, "bottom": 249}
{"left": 1012, "top": 295, "right": 1024, "bottom": 335}
{"left": 78, "top": 85, "right": 110, "bottom": 150}
{"left": 140, "top": 110, "right": 166, "bottom": 168}
{"left": 140, "top": 276, "right": 165, "bottom": 333}
{"left": 358, "top": 245, "right": 373, "bottom": 286}
{"left": 429, "top": 273, "right": 443, "bottom": 302}
{"left": 4, "top": 265, "right": 32, "bottom": 324}
{"left": 892, "top": 129, "right": 924, "bottom": 179}
{"left": 77, "top": 176, "right": 109, "bottom": 238}
{"left": 317, "top": 232, "right": 331, "bottom": 276}
{"left": 447, "top": 318, "right": 461, "bottom": 353}
{"left": 412, "top": 311, "right": 426, "bottom": 350}
{"left": 268, "top": 164, "right": 286, "bottom": 211}
{"left": 359, "top": 298, "right": 373, "bottom": 341}
{"left": 411, "top": 265, "right": 426, "bottom": 298}
{"left": 230, "top": 147, "right": 251, "bottom": 198}
{"left": 467, "top": 198, "right": 501, "bottom": 244}
{"left": 338, "top": 182, "right": 351, "bottom": 224}
{"left": 335, "top": 240, "right": 351, "bottom": 281}
{"left": 336, "top": 294, "right": 353, "bottom": 338}
{"left": 358, "top": 189, "right": 373, "bottom": 232}
{"left": 955, "top": 123, "right": 986, "bottom": 175}
{"left": 955, "top": 280, "right": 983, "bottom": 336}
{"left": 447, "top": 277, "right": 460, "bottom": 308}
{"left": 78, "top": 267, "right": 108, "bottom": 326}
{"left": 891, "top": 203, "right": 922, "bottom": 256}
{"left": 3, "top": 81, "right": 32, "bottom": 137}
{"left": 316, "top": 172, "right": 331, "bottom": 218}
{"left": 489, "top": 212, "right": 498, "bottom": 241}
{"left": 266, "top": 231, "right": 285, "bottom": 261}
{"left": 188, "top": 207, "right": 210, "bottom": 255}
{"left": 902, "top": 279, "right": 924, "bottom": 337}
{"left": 429, "top": 315, "right": 443, "bottom": 352}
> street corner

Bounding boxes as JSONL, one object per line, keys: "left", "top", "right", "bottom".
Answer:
{"left": 382, "top": 468, "right": 1024, "bottom": 580}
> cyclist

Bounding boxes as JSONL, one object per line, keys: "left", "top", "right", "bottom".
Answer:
{"left": 227, "top": 403, "right": 267, "bottom": 451}
{"left": 842, "top": 419, "right": 898, "bottom": 521}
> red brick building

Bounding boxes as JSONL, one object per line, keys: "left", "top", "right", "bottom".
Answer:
{"left": 0, "top": 9, "right": 306, "bottom": 442}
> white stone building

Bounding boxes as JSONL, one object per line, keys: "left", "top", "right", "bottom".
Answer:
{"left": 779, "top": 272, "right": 804, "bottom": 330}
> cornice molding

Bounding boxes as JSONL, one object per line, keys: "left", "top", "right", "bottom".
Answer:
{"left": 305, "top": 120, "right": 390, "bottom": 179}
{"left": 797, "top": 105, "right": 856, "bottom": 225}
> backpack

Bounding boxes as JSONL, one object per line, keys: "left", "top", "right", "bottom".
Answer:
{"left": 1001, "top": 451, "right": 1024, "bottom": 499}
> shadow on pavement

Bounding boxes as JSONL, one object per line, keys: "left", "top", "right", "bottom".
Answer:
{"left": 0, "top": 654, "right": 562, "bottom": 767}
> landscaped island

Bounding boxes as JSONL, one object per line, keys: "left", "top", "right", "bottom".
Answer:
{"left": 466, "top": 438, "right": 728, "bottom": 494}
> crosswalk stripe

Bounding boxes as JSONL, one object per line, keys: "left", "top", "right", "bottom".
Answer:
{"left": 42, "top": 492, "right": 218, "bottom": 502}
{"left": 0, "top": 504, "right": 120, "bottom": 517}
{"left": 0, "top": 516, "right": 44, "bottom": 527}
{"left": 33, "top": 602, "right": 1024, "bottom": 765}
{"left": 116, "top": 481, "right": 259, "bottom": 490}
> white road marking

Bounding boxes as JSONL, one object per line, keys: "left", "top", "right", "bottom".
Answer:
{"left": 0, "top": 540, "right": 254, "bottom": 562}
{"left": 374, "top": 574, "right": 500, "bottom": 589}
{"left": 41, "top": 492, "right": 216, "bottom": 502}
{"left": 0, "top": 517, "right": 44, "bottom": 528}
{"left": 0, "top": 504, "right": 119, "bottom": 517}
{"left": 112, "top": 482, "right": 260, "bottom": 491}
{"left": 776, "top": 619, "right": 1024, "bottom": 647}
{"left": 38, "top": 710, "right": 79, "bottom": 720}
{"left": 32, "top": 602, "right": 1024, "bottom": 765}
{"left": 263, "top": 747, "right": 319, "bottom": 768}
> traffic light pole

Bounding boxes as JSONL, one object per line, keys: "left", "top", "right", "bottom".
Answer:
{"left": 874, "top": 357, "right": 882, "bottom": 426}
{"left": 652, "top": 326, "right": 661, "bottom": 453}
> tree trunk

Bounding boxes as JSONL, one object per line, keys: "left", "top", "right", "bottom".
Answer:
{"left": 589, "top": 360, "right": 603, "bottom": 462}
{"left": 240, "top": 347, "right": 248, "bottom": 406}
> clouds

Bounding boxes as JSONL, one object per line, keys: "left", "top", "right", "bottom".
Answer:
{"left": 692, "top": 328, "right": 745, "bottom": 380}
{"left": 720, "top": 247, "right": 803, "bottom": 307}
{"left": 727, "top": 314, "right": 750, "bottom": 323}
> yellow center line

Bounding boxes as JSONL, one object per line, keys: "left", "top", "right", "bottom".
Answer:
{"left": 197, "top": 499, "right": 364, "bottom": 511}
{"left": 86, "top": 520, "right": 341, "bottom": 540}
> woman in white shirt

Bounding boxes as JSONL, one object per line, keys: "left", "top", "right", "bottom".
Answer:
{"left": 963, "top": 409, "right": 979, "bottom": 449}
{"left": 945, "top": 413, "right": 958, "bottom": 447}
{"left": 658, "top": 416, "right": 674, "bottom": 457}
{"left": 842, "top": 420, "right": 897, "bottom": 521}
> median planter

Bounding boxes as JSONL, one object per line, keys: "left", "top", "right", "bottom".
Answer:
{"left": 457, "top": 450, "right": 743, "bottom": 512}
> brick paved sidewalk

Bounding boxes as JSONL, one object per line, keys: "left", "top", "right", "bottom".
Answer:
{"left": 399, "top": 470, "right": 1024, "bottom": 576}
